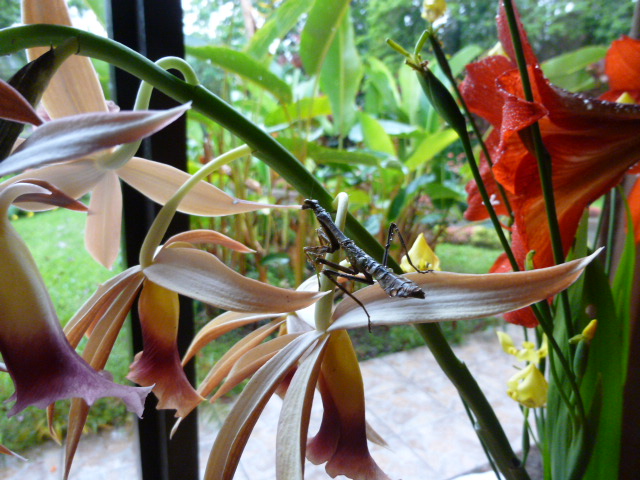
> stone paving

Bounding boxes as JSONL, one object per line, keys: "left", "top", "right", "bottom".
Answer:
{"left": 0, "top": 325, "right": 528, "bottom": 480}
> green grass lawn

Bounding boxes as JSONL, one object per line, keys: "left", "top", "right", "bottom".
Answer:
{"left": 0, "top": 207, "right": 503, "bottom": 451}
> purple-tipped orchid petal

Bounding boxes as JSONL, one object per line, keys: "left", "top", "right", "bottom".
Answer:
{"left": 0, "top": 78, "right": 43, "bottom": 125}
{"left": 0, "top": 104, "right": 190, "bottom": 177}
{"left": 0, "top": 182, "right": 150, "bottom": 417}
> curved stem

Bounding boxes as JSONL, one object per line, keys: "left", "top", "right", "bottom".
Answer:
{"left": 106, "top": 56, "right": 200, "bottom": 169}
{"left": 139, "top": 144, "right": 252, "bottom": 267}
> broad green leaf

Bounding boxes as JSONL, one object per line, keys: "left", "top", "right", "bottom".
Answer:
{"left": 299, "top": 0, "right": 350, "bottom": 76}
{"left": 277, "top": 138, "right": 379, "bottom": 166}
{"left": 319, "top": 9, "right": 363, "bottom": 136}
{"left": 422, "top": 182, "right": 465, "bottom": 202}
{"left": 405, "top": 128, "right": 459, "bottom": 170}
{"left": 542, "top": 46, "right": 607, "bottom": 82}
{"left": 359, "top": 112, "right": 396, "bottom": 157}
{"left": 186, "top": 45, "right": 292, "bottom": 103}
{"left": 265, "top": 96, "right": 332, "bottom": 126}
{"left": 246, "top": 0, "right": 313, "bottom": 61}
{"left": 364, "top": 56, "right": 401, "bottom": 115}
{"left": 447, "top": 44, "right": 483, "bottom": 77}
{"left": 398, "top": 65, "right": 424, "bottom": 125}
{"left": 84, "top": 0, "right": 106, "bottom": 27}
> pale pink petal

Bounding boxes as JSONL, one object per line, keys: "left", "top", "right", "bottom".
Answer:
{"left": 3, "top": 160, "right": 104, "bottom": 211}
{"left": 210, "top": 333, "right": 299, "bottom": 403}
{"left": 330, "top": 250, "right": 601, "bottom": 331}
{"left": 203, "top": 332, "right": 323, "bottom": 480}
{"left": 118, "top": 157, "right": 292, "bottom": 216}
{"left": 0, "top": 104, "right": 189, "bottom": 177}
{"left": 0, "top": 78, "right": 43, "bottom": 125}
{"left": 166, "top": 229, "right": 254, "bottom": 252}
{"left": 144, "top": 247, "right": 325, "bottom": 312}
{"left": 22, "top": 0, "right": 108, "bottom": 118}
{"left": 276, "top": 338, "right": 328, "bottom": 480}
{"left": 183, "top": 311, "right": 282, "bottom": 365}
{"left": 85, "top": 171, "right": 122, "bottom": 269}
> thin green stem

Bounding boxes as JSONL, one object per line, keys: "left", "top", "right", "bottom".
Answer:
{"left": 106, "top": 56, "right": 200, "bottom": 169}
{"left": 426, "top": 31, "right": 514, "bottom": 219}
{"left": 500, "top": 0, "right": 566, "bottom": 268}
{"left": 415, "top": 322, "right": 530, "bottom": 480}
{"left": 139, "top": 144, "right": 252, "bottom": 267}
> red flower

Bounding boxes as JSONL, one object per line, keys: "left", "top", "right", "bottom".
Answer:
{"left": 461, "top": 3, "right": 640, "bottom": 325}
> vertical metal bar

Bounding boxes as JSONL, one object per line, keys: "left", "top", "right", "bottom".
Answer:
{"left": 107, "top": 1, "right": 199, "bottom": 479}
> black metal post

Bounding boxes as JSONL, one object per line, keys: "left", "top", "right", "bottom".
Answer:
{"left": 107, "top": 1, "right": 199, "bottom": 479}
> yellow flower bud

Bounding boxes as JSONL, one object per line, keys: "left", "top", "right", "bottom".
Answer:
{"left": 615, "top": 92, "right": 636, "bottom": 104}
{"left": 400, "top": 233, "right": 440, "bottom": 273}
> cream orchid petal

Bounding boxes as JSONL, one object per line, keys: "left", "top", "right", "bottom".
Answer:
{"left": 3, "top": 160, "right": 104, "bottom": 211}
{"left": 0, "top": 443, "right": 26, "bottom": 461}
{"left": 196, "top": 321, "right": 285, "bottom": 399}
{"left": 329, "top": 250, "right": 601, "bottom": 331}
{"left": 183, "top": 311, "right": 283, "bottom": 365}
{"left": 276, "top": 338, "right": 329, "bottom": 480}
{"left": 0, "top": 104, "right": 189, "bottom": 177}
{"left": 145, "top": 247, "right": 325, "bottom": 313}
{"left": 64, "top": 273, "right": 151, "bottom": 480}
{"left": 64, "top": 266, "right": 143, "bottom": 346}
{"left": 166, "top": 229, "right": 254, "bottom": 252}
{"left": 203, "top": 332, "right": 323, "bottom": 480}
{"left": 0, "top": 78, "right": 43, "bottom": 125}
{"left": 22, "top": 0, "right": 108, "bottom": 118}
{"left": 117, "top": 157, "right": 291, "bottom": 216}
{"left": 210, "top": 333, "right": 300, "bottom": 403}
{"left": 85, "top": 171, "right": 122, "bottom": 269}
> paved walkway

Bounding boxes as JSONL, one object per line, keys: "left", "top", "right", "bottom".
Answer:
{"left": 0, "top": 326, "right": 527, "bottom": 480}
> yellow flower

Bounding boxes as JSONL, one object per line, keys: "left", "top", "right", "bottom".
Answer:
{"left": 498, "top": 331, "right": 548, "bottom": 407}
{"left": 400, "top": 233, "right": 440, "bottom": 272}
{"left": 422, "top": 0, "right": 447, "bottom": 23}
{"left": 506, "top": 363, "right": 548, "bottom": 408}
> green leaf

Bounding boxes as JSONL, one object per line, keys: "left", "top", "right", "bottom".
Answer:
{"left": 277, "top": 138, "right": 379, "bottom": 166}
{"left": 579, "top": 260, "right": 628, "bottom": 480}
{"left": 264, "top": 96, "right": 332, "bottom": 126}
{"left": 299, "top": 0, "right": 350, "bottom": 76}
{"left": 405, "top": 128, "right": 459, "bottom": 170}
{"left": 245, "top": 0, "right": 313, "bottom": 61}
{"left": 358, "top": 112, "right": 396, "bottom": 157}
{"left": 364, "top": 56, "right": 401, "bottom": 115}
{"left": 83, "top": 0, "right": 107, "bottom": 27}
{"left": 542, "top": 46, "right": 607, "bottom": 92}
{"left": 186, "top": 45, "right": 292, "bottom": 103}
{"left": 319, "top": 9, "right": 363, "bottom": 136}
{"left": 446, "top": 44, "right": 483, "bottom": 77}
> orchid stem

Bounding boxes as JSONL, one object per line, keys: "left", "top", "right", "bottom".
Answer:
{"left": 139, "top": 144, "right": 252, "bottom": 267}
{"left": 108, "top": 56, "right": 200, "bottom": 169}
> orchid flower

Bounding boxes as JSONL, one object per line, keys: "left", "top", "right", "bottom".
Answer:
{"left": 9, "top": 0, "right": 272, "bottom": 269}
{"left": 461, "top": 2, "right": 640, "bottom": 274}
{"left": 181, "top": 193, "right": 599, "bottom": 480}
{"left": 53, "top": 145, "right": 323, "bottom": 479}
{"left": 0, "top": 180, "right": 152, "bottom": 419}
